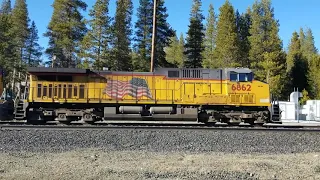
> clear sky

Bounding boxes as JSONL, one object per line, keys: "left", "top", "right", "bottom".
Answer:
{"left": 8, "top": 0, "right": 320, "bottom": 59}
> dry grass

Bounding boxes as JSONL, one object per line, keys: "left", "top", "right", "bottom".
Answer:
{"left": 0, "top": 150, "right": 319, "bottom": 180}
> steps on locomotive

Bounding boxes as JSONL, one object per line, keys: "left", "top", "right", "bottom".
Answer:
{"left": 14, "top": 100, "right": 25, "bottom": 120}
{"left": 271, "top": 102, "right": 281, "bottom": 122}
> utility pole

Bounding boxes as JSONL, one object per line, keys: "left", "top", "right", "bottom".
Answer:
{"left": 150, "top": 0, "right": 157, "bottom": 72}
{"left": 52, "top": 55, "right": 56, "bottom": 68}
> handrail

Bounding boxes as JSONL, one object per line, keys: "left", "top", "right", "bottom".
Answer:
{"left": 28, "top": 86, "right": 178, "bottom": 102}
{"left": 27, "top": 86, "right": 259, "bottom": 105}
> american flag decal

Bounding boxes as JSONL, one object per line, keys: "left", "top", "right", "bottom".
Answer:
{"left": 104, "top": 77, "right": 152, "bottom": 99}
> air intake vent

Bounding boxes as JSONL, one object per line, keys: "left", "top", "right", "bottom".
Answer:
{"left": 243, "top": 94, "right": 254, "bottom": 104}
{"left": 182, "top": 69, "right": 202, "bottom": 79}
{"left": 230, "top": 94, "right": 241, "bottom": 103}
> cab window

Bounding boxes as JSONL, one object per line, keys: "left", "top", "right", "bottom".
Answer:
{"left": 230, "top": 72, "right": 238, "bottom": 81}
{"left": 239, "top": 73, "right": 247, "bottom": 81}
{"left": 239, "top": 73, "right": 253, "bottom": 82}
{"left": 247, "top": 73, "right": 253, "bottom": 81}
{"left": 230, "top": 72, "right": 253, "bottom": 82}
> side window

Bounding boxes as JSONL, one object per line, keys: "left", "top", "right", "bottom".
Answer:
{"left": 230, "top": 72, "right": 238, "bottom": 81}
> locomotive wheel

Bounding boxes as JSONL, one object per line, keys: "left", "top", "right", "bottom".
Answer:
{"left": 83, "top": 113, "right": 96, "bottom": 123}
{"left": 57, "top": 114, "right": 71, "bottom": 124}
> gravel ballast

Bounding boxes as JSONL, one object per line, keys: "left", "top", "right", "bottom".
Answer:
{"left": 0, "top": 128, "right": 320, "bottom": 153}
{"left": 1, "top": 129, "right": 320, "bottom": 179}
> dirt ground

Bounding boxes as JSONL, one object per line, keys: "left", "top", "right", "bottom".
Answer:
{"left": 0, "top": 150, "right": 319, "bottom": 180}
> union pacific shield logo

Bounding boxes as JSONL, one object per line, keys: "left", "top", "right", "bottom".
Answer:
{"left": 104, "top": 78, "right": 152, "bottom": 99}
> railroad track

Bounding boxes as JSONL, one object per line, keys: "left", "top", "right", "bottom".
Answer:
{"left": 1, "top": 120, "right": 320, "bottom": 131}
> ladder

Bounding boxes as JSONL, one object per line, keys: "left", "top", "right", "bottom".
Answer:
{"left": 14, "top": 100, "right": 25, "bottom": 120}
{"left": 271, "top": 97, "right": 281, "bottom": 122}
{"left": 13, "top": 75, "right": 29, "bottom": 120}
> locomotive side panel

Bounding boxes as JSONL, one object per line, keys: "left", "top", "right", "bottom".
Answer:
{"left": 154, "top": 75, "right": 169, "bottom": 102}
{"left": 178, "top": 69, "right": 224, "bottom": 105}
{"left": 23, "top": 67, "right": 278, "bottom": 124}
{"left": 97, "top": 73, "right": 157, "bottom": 103}
{"left": 90, "top": 72, "right": 182, "bottom": 105}
{"left": 227, "top": 80, "right": 270, "bottom": 107}
{"left": 28, "top": 73, "right": 88, "bottom": 104}
{"left": 220, "top": 68, "right": 271, "bottom": 107}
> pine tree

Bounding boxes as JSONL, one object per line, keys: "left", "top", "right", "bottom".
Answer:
{"left": 301, "top": 28, "right": 318, "bottom": 63}
{"left": 80, "top": 0, "right": 112, "bottom": 70}
{"left": 134, "top": 0, "right": 174, "bottom": 71}
{"left": 213, "top": 0, "right": 240, "bottom": 68}
{"left": 202, "top": 3, "right": 217, "bottom": 68}
{"left": 299, "top": 28, "right": 305, "bottom": 52}
{"left": 308, "top": 55, "right": 320, "bottom": 99}
{"left": 11, "top": 0, "right": 29, "bottom": 59}
{"left": 286, "top": 32, "right": 300, "bottom": 73}
{"left": 286, "top": 31, "right": 308, "bottom": 95}
{"left": 153, "top": 0, "right": 175, "bottom": 68}
{"left": 300, "top": 28, "right": 320, "bottom": 98}
{"left": 248, "top": 0, "right": 285, "bottom": 97}
{"left": 25, "top": 21, "right": 43, "bottom": 67}
{"left": 0, "top": 0, "right": 15, "bottom": 86}
{"left": 184, "top": 0, "right": 205, "bottom": 68}
{"left": 164, "top": 32, "right": 179, "bottom": 67}
{"left": 178, "top": 33, "right": 186, "bottom": 66}
{"left": 112, "top": 0, "right": 133, "bottom": 71}
{"left": 165, "top": 32, "right": 186, "bottom": 68}
{"left": 10, "top": 0, "right": 29, "bottom": 93}
{"left": 236, "top": 8, "right": 251, "bottom": 68}
{"left": 133, "top": 0, "right": 153, "bottom": 71}
{"left": 44, "top": 0, "right": 87, "bottom": 68}
{"left": 0, "top": 0, "right": 11, "bottom": 14}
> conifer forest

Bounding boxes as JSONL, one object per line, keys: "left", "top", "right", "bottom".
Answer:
{"left": 0, "top": 0, "right": 319, "bottom": 102}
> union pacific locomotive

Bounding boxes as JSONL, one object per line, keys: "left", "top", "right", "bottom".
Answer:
{"left": 11, "top": 67, "right": 281, "bottom": 125}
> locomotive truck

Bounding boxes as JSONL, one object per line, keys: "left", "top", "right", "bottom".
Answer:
{"left": 7, "top": 66, "right": 280, "bottom": 125}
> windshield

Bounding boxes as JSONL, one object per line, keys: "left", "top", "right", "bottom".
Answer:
{"left": 230, "top": 72, "right": 253, "bottom": 82}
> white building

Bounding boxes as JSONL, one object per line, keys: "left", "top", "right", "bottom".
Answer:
{"left": 279, "top": 91, "right": 320, "bottom": 122}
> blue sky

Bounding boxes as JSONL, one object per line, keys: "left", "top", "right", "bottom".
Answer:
{"left": 9, "top": 0, "right": 320, "bottom": 58}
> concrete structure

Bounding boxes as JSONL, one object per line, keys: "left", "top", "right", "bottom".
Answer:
{"left": 301, "top": 100, "right": 320, "bottom": 121}
{"left": 279, "top": 91, "right": 320, "bottom": 123}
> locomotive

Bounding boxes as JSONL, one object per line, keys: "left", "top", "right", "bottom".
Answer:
{"left": 9, "top": 66, "right": 280, "bottom": 125}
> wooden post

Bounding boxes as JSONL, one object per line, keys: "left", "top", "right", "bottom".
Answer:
{"left": 150, "top": 0, "right": 157, "bottom": 72}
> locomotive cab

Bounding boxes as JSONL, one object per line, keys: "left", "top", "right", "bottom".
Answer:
{"left": 225, "top": 68, "right": 271, "bottom": 108}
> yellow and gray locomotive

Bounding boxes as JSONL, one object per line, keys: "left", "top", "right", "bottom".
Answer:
{"left": 16, "top": 67, "right": 280, "bottom": 125}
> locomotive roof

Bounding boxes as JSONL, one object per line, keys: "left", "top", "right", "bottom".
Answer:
{"left": 27, "top": 67, "right": 253, "bottom": 80}
{"left": 27, "top": 67, "right": 89, "bottom": 74}
{"left": 27, "top": 67, "right": 252, "bottom": 74}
